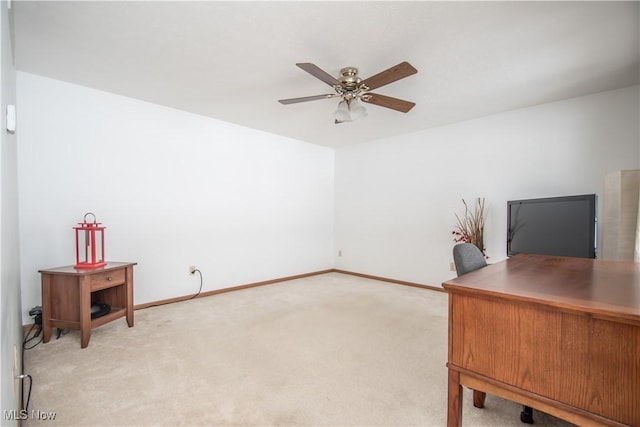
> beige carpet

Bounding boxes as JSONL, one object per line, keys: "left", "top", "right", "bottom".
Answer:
{"left": 23, "top": 272, "right": 573, "bottom": 426}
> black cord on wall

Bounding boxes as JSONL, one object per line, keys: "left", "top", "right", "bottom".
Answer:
{"left": 145, "top": 268, "right": 203, "bottom": 309}
{"left": 23, "top": 322, "right": 42, "bottom": 350}
{"left": 187, "top": 269, "right": 203, "bottom": 300}
{"left": 21, "top": 320, "right": 42, "bottom": 413}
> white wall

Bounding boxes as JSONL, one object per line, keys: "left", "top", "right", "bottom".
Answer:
{"left": 15, "top": 73, "right": 640, "bottom": 323}
{"left": 17, "top": 72, "right": 334, "bottom": 323}
{"left": 334, "top": 86, "right": 640, "bottom": 286}
{"left": 1, "top": 0, "right": 22, "bottom": 421}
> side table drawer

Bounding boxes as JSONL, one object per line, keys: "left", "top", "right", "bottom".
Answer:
{"left": 91, "top": 268, "right": 125, "bottom": 291}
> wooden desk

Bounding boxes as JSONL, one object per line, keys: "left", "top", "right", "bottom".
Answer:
{"left": 442, "top": 254, "right": 640, "bottom": 427}
{"left": 39, "top": 262, "right": 136, "bottom": 348}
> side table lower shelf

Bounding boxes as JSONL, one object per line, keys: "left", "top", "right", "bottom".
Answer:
{"left": 91, "top": 307, "right": 127, "bottom": 328}
{"left": 39, "top": 262, "right": 136, "bottom": 348}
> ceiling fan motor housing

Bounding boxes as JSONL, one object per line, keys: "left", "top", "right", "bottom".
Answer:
{"left": 339, "top": 67, "right": 361, "bottom": 90}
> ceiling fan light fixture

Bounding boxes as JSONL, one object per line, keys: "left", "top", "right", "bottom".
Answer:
{"left": 334, "top": 100, "right": 351, "bottom": 124}
{"left": 334, "top": 98, "right": 367, "bottom": 124}
{"left": 349, "top": 98, "right": 367, "bottom": 121}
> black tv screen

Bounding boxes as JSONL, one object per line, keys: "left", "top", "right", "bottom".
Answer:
{"left": 507, "top": 194, "right": 597, "bottom": 258}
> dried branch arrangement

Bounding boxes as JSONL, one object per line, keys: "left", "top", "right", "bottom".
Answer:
{"left": 452, "top": 198, "right": 486, "bottom": 255}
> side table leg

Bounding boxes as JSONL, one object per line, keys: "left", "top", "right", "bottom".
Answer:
{"left": 41, "top": 274, "right": 52, "bottom": 343}
{"left": 80, "top": 276, "right": 92, "bottom": 348}
{"left": 125, "top": 266, "right": 134, "bottom": 327}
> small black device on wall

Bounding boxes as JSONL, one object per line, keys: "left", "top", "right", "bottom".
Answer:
{"left": 507, "top": 194, "right": 597, "bottom": 259}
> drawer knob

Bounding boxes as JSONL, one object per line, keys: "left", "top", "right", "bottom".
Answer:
{"left": 107, "top": 276, "right": 113, "bottom": 281}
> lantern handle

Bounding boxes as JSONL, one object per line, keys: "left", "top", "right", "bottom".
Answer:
{"left": 83, "top": 212, "right": 97, "bottom": 224}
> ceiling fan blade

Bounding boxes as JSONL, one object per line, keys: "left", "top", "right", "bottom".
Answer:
{"left": 362, "top": 93, "right": 416, "bottom": 113}
{"left": 360, "top": 61, "right": 418, "bottom": 91}
{"left": 278, "top": 94, "right": 337, "bottom": 105}
{"left": 296, "top": 63, "right": 341, "bottom": 87}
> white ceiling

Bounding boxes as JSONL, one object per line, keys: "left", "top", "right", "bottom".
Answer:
{"left": 11, "top": 1, "right": 640, "bottom": 148}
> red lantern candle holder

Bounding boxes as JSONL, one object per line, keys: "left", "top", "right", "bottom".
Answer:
{"left": 74, "top": 212, "right": 106, "bottom": 269}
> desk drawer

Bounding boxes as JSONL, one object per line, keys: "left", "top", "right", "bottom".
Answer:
{"left": 91, "top": 268, "right": 125, "bottom": 291}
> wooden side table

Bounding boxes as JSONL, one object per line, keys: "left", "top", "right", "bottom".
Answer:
{"left": 39, "top": 262, "right": 136, "bottom": 348}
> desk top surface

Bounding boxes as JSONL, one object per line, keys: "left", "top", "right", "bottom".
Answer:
{"left": 442, "top": 254, "right": 640, "bottom": 323}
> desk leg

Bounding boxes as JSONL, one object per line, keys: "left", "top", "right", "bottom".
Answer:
{"left": 473, "top": 390, "right": 486, "bottom": 408}
{"left": 79, "top": 276, "right": 92, "bottom": 348}
{"left": 41, "top": 274, "right": 52, "bottom": 343}
{"left": 448, "top": 369, "right": 462, "bottom": 427}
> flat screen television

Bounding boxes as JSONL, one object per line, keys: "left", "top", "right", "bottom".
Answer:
{"left": 507, "top": 194, "right": 597, "bottom": 259}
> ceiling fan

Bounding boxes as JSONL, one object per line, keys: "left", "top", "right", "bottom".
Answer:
{"left": 278, "top": 62, "right": 418, "bottom": 124}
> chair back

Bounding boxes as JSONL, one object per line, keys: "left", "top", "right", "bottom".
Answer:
{"left": 453, "top": 243, "right": 487, "bottom": 276}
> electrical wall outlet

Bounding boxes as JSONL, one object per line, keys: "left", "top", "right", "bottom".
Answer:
{"left": 189, "top": 266, "right": 196, "bottom": 275}
{"left": 449, "top": 262, "right": 456, "bottom": 272}
{"left": 338, "top": 250, "right": 342, "bottom": 257}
